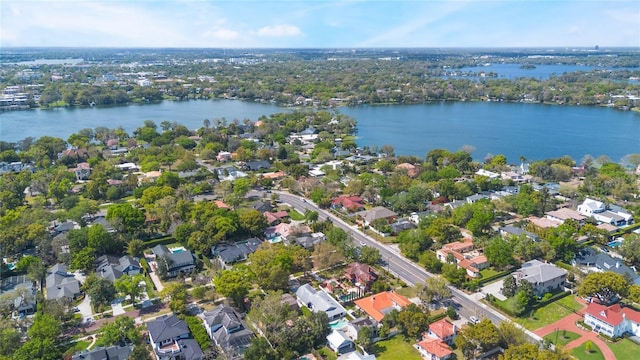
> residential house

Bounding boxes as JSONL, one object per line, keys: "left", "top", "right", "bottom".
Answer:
{"left": 527, "top": 216, "right": 562, "bottom": 229}
{"left": 500, "top": 171, "right": 532, "bottom": 183}
{"left": 294, "top": 232, "right": 326, "bottom": 249}
{"left": 327, "top": 330, "right": 355, "bottom": 354}
{"left": 95, "top": 255, "right": 142, "bottom": 282}
{"left": 147, "top": 314, "right": 204, "bottom": 360}
{"left": 584, "top": 302, "right": 640, "bottom": 338}
{"left": 295, "top": 283, "right": 347, "bottom": 321}
{"left": 513, "top": 260, "right": 567, "bottom": 296}
{"left": 264, "top": 210, "right": 288, "bottom": 225}
{"left": 0, "top": 275, "right": 36, "bottom": 316}
{"left": 337, "top": 351, "right": 376, "bottom": 360}
{"left": 436, "top": 238, "right": 489, "bottom": 278}
{"left": 281, "top": 293, "right": 300, "bottom": 312}
{"left": 216, "top": 151, "right": 232, "bottom": 162}
{"left": 71, "top": 344, "right": 133, "bottom": 360}
{"left": 199, "top": 305, "right": 254, "bottom": 359}
{"left": 444, "top": 200, "right": 466, "bottom": 210}
{"left": 396, "top": 163, "right": 419, "bottom": 177}
{"left": 356, "top": 206, "right": 398, "bottom": 227}
{"left": 499, "top": 226, "right": 539, "bottom": 242}
{"left": 243, "top": 160, "right": 271, "bottom": 171}
{"left": 546, "top": 208, "right": 586, "bottom": 225}
{"left": 415, "top": 338, "right": 453, "bottom": 360}
{"left": 45, "top": 263, "right": 81, "bottom": 301}
{"left": 425, "top": 318, "right": 458, "bottom": 345}
{"left": 465, "top": 193, "right": 490, "bottom": 204}
{"left": 342, "top": 317, "right": 377, "bottom": 342}
{"left": 475, "top": 169, "right": 500, "bottom": 179}
{"left": 71, "top": 162, "right": 92, "bottom": 181}
{"left": 390, "top": 220, "right": 416, "bottom": 235}
{"left": 152, "top": 245, "right": 196, "bottom": 277}
{"left": 332, "top": 195, "right": 365, "bottom": 212}
{"left": 572, "top": 248, "right": 640, "bottom": 285}
{"left": 251, "top": 200, "right": 273, "bottom": 213}
{"left": 344, "top": 262, "right": 378, "bottom": 290}
{"left": 212, "top": 238, "right": 263, "bottom": 268}
{"left": 354, "top": 291, "right": 412, "bottom": 322}
{"left": 577, "top": 198, "right": 634, "bottom": 226}
{"left": 410, "top": 211, "right": 433, "bottom": 225}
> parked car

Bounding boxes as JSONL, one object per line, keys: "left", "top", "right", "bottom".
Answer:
{"left": 469, "top": 316, "right": 479, "bottom": 324}
{"left": 72, "top": 307, "right": 80, "bottom": 313}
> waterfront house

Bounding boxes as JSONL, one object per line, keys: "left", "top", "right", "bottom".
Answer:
{"left": 577, "top": 198, "right": 633, "bottom": 226}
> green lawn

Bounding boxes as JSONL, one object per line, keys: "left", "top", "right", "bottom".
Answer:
{"left": 317, "top": 347, "right": 338, "bottom": 360}
{"left": 373, "top": 336, "right": 422, "bottom": 360}
{"left": 479, "top": 268, "right": 501, "bottom": 279}
{"left": 515, "top": 296, "right": 583, "bottom": 330}
{"left": 571, "top": 342, "right": 605, "bottom": 360}
{"left": 288, "top": 209, "right": 306, "bottom": 221}
{"left": 543, "top": 330, "right": 581, "bottom": 346}
{"left": 608, "top": 338, "right": 640, "bottom": 360}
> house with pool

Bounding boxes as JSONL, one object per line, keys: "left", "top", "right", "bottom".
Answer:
{"left": 152, "top": 245, "right": 196, "bottom": 278}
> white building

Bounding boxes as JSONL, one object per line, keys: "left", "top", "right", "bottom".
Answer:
{"left": 584, "top": 302, "right": 640, "bottom": 338}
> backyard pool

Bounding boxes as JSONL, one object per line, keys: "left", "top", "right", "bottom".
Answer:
{"left": 329, "top": 318, "right": 349, "bottom": 330}
{"left": 608, "top": 239, "right": 624, "bottom": 248}
{"left": 170, "top": 247, "right": 186, "bottom": 253}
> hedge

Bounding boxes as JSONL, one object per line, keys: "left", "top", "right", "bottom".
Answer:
{"left": 143, "top": 236, "right": 177, "bottom": 249}
{"left": 185, "top": 316, "right": 211, "bottom": 350}
{"left": 428, "top": 313, "right": 447, "bottom": 323}
{"left": 533, "top": 291, "right": 571, "bottom": 309}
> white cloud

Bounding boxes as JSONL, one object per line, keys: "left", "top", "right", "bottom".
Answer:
{"left": 257, "top": 24, "right": 302, "bottom": 37}
{"left": 203, "top": 28, "right": 240, "bottom": 41}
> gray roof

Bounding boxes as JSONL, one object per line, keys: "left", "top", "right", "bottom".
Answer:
{"left": 357, "top": 206, "right": 397, "bottom": 224}
{"left": 213, "top": 238, "right": 263, "bottom": 264}
{"left": 176, "top": 339, "right": 204, "bottom": 360}
{"left": 72, "top": 344, "right": 133, "bottom": 360}
{"left": 499, "top": 226, "right": 539, "bottom": 241}
{"left": 200, "top": 305, "right": 253, "bottom": 357}
{"left": 95, "top": 255, "right": 141, "bottom": 282}
{"left": 153, "top": 245, "right": 195, "bottom": 270}
{"left": 245, "top": 160, "right": 271, "bottom": 171}
{"left": 573, "top": 248, "right": 639, "bottom": 282}
{"left": 45, "top": 264, "right": 80, "bottom": 300}
{"left": 515, "top": 260, "right": 567, "bottom": 284}
{"left": 296, "top": 283, "right": 345, "bottom": 320}
{"left": 147, "top": 314, "right": 190, "bottom": 344}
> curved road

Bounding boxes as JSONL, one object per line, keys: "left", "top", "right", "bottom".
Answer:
{"left": 250, "top": 189, "right": 544, "bottom": 344}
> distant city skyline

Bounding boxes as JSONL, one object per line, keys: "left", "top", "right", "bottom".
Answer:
{"left": 1, "top": 0, "right": 639, "bottom": 48}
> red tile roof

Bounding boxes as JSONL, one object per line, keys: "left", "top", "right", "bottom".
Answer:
{"left": 428, "top": 318, "right": 456, "bottom": 340}
{"left": 416, "top": 339, "right": 452, "bottom": 358}
{"left": 585, "top": 302, "right": 640, "bottom": 326}
{"left": 332, "top": 195, "right": 365, "bottom": 210}
{"left": 354, "top": 291, "right": 412, "bottom": 322}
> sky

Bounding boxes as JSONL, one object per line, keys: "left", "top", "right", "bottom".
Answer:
{"left": 1, "top": 0, "right": 639, "bottom": 48}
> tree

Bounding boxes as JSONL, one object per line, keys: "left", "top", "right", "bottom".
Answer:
{"left": 214, "top": 267, "right": 253, "bottom": 306}
{"left": 85, "top": 276, "right": 116, "bottom": 310}
{"left": 106, "top": 203, "right": 145, "bottom": 233}
{"left": 485, "top": 237, "right": 514, "bottom": 269}
{"left": 0, "top": 326, "right": 21, "bottom": 357}
{"left": 357, "top": 326, "right": 374, "bottom": 351}
{"left": 578, "top": 271, "right": 629, "bottom": 304}
{"left": 160, "top": 282, "right": 188, "bottom": 315}
{"left": 424, "top": 276, "right": 451, "bottom": 303}
{"left": 442, "top": 263, "right": 467, "bottom": 287}
{"left": 419, "top": 251, "right": 442, "bottom": 273}
{"left": 155, "top": 255, "right": 173, "bottom": 280}
{"left": 585, "top": 340, "right": 594, "bottom": 353}
{"left": 238, "top": 208, "right": 268, "bottom": 236}
{"left": 359, "top": 246, "right": 381, "bottom": 265}
{"left": 619, "top": 234, "right": 640, "bottom": 267}
{"left": 455, "top": 319, "right": 500, "bottom": 359}
{"left": 502, "top": 276, "right": 517, "bottom": 297}
{"left": 14, "top": 313, "right": 62, "bottom": 360}
{"left": 312, "top": 242, "right": 345, "bottom": 270}
{"left": 245, "top": 337, "right": 278, "bottom": 360}
{"left": 397, "top": 304, "right": 430, "bottom": 339}
{"left": 96, "top": 316, "right": 140, "bottom": 346}
{"left": 114, "top": 274, "right": 145, "bottom": 302}
{"left": 127, "top": 239, "right": 146, "bottom": 258}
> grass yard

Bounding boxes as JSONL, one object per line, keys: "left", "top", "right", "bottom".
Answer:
{"left": 317, "top": 347, "right": 338, "bottom": 360}
{"left": 479, "top": 268, "right": 501, "bottom": 279}
{"left": 373, "top": 336, "right": 422, "bottom": 360}
{"left": 608, "top": 338, "right": 640, "bottom": 360}
{"left": 288, "top": 209, "right": 306, "bottom": 221}
{"left": 543, "top": 330, "right": 581, "bottom": 346}
{"left": 516, "top": 295, "right": 583, "bottom": 330}
{"left": 571, "top": 342, "right": 605, "bottom": 360}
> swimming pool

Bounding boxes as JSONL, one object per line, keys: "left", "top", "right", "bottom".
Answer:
{"left": 329, "top": 318, "right": 348, "bottom": 330}
{"left": 170, "top": 247, "right": 186, "bottom": 253}
{"left": 608, "top": 239, "right": 623, "bottom": 248}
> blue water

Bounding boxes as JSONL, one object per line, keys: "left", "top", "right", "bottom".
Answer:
{"left": 608, "top": 240, "right": 623, "bottom": 248}
{"left": 444, "top": 63, "right": 636, "bottom": 80}
{"left": 1, "top": 99, "right": 638, "bottom": 162}
{"left": 329, "top": 318, "right": 349, "bottom": 329}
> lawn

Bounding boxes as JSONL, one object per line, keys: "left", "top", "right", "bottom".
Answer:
{"left": 479, "top": 268, "right": 501, "bottom": 279}
{"left": 373, "top": 336, "right": 422, "bottom": 360}
{"left": 543, "top": 330, "right": 580, "bottom": 346}
{"left": 288, "top": 209, "right": 306, "bottom": 221}
{"left": 571, "top": 341, "right": 605, "bottom": 360}
{"left": 515, "top": 295, "right": 583, "bottom": 330}
{"left": 608, "top": 338, "right": 640, "bottom": 360}
{"left": 317, "top": 347, "right": 338, "bottom": 360}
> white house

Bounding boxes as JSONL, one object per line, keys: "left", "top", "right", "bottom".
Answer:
{"left": 584, "top": 302, "right": 640, "bottom": 338}
{"left": 327, "top": 330, "right": 355, "bottom": 354}
{"left": 577, "top": 198, "right": 634, "bottom": 226}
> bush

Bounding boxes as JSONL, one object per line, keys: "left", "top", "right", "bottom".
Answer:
{"left": 185, "top": 316, "right": 211, "bottom": 350}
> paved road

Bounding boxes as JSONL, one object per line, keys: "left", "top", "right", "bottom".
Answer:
{"left": 250, "top": 189, "right": 544, "bottom": 344}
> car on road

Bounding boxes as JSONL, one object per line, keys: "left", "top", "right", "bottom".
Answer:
{"left": 600, "top": 246, "right": 610, "bottom": 253}
{"left": 71, "top": 307, "right": 80, "bottom": 313}
{"left": 469, "top": 316, "right": 479, "bottom": 324}
{"left": 360, "top": 241, "right": 367, "bottom": 246}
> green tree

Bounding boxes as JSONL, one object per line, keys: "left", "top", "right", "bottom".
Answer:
{"left": 85, "top": 276, "right": 117, "bottom": 310}
{"left": 238, "top": 208, "right": 268, "bottom": 236}
{"left": 619, "top": 234, "right": 640, "bottom": 267}
{"left": 160, "top": 282, "right": 188, "bottom": 315}
{"left": 359, "top": 246, "right": 381, "bottom": 265}
{"left": 214, "top": 267, "right": 253, "bottom": 306}
{"left": 497, "top": 321, "right": 528, "bottom": 348}
{"left": 578, "top": 271, "right": 629, "bottom": 304}
{"left": 502, "top": 276, "right": 517, "bottom": 297}
{"left": 114, "top": 274, "right": 145, "bottom": 302}
{"left": 485, "top": 237, "right": 514, "bottom": 269}
{"left": 106, "top": 203, "right": 145, "bottom": 233}
{"left": 357, "top": 325, "right": 374, "bottom": 351}
{"left": 397, "top": 304, "right": 430, "bottom": 339}
{"left": 455, "top": 319, "right": 500, "bottom": 359}
{"left": 96, "top": 316, "right": 140, "bottom": 346}
{"left": 424, "top": 276, "right": 451, "bottom": 303}
{"left": 127, "top": 239, "right": 146, "bottom": 258}
{"left": 245, "top": 337, "right": 278, "bottom": 360}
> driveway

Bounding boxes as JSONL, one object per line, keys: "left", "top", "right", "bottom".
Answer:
{"left": 481, "top": 279, "right": 507, "bottom": 301}
{"left": 111, "top": 298, "right": 125, "bottom": 316}
{"left": 77, "top": 294, "right": 93, "bottom": 322}
{"left": 148, "top": 261, "right": 164, "bottom": 292}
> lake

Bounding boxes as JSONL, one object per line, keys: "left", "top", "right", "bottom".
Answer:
{"left": 444, "top": 63, "right": 637, "bottom": 80}
{"left": 1, "top": 100, "right": 638, "bottom": 163}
